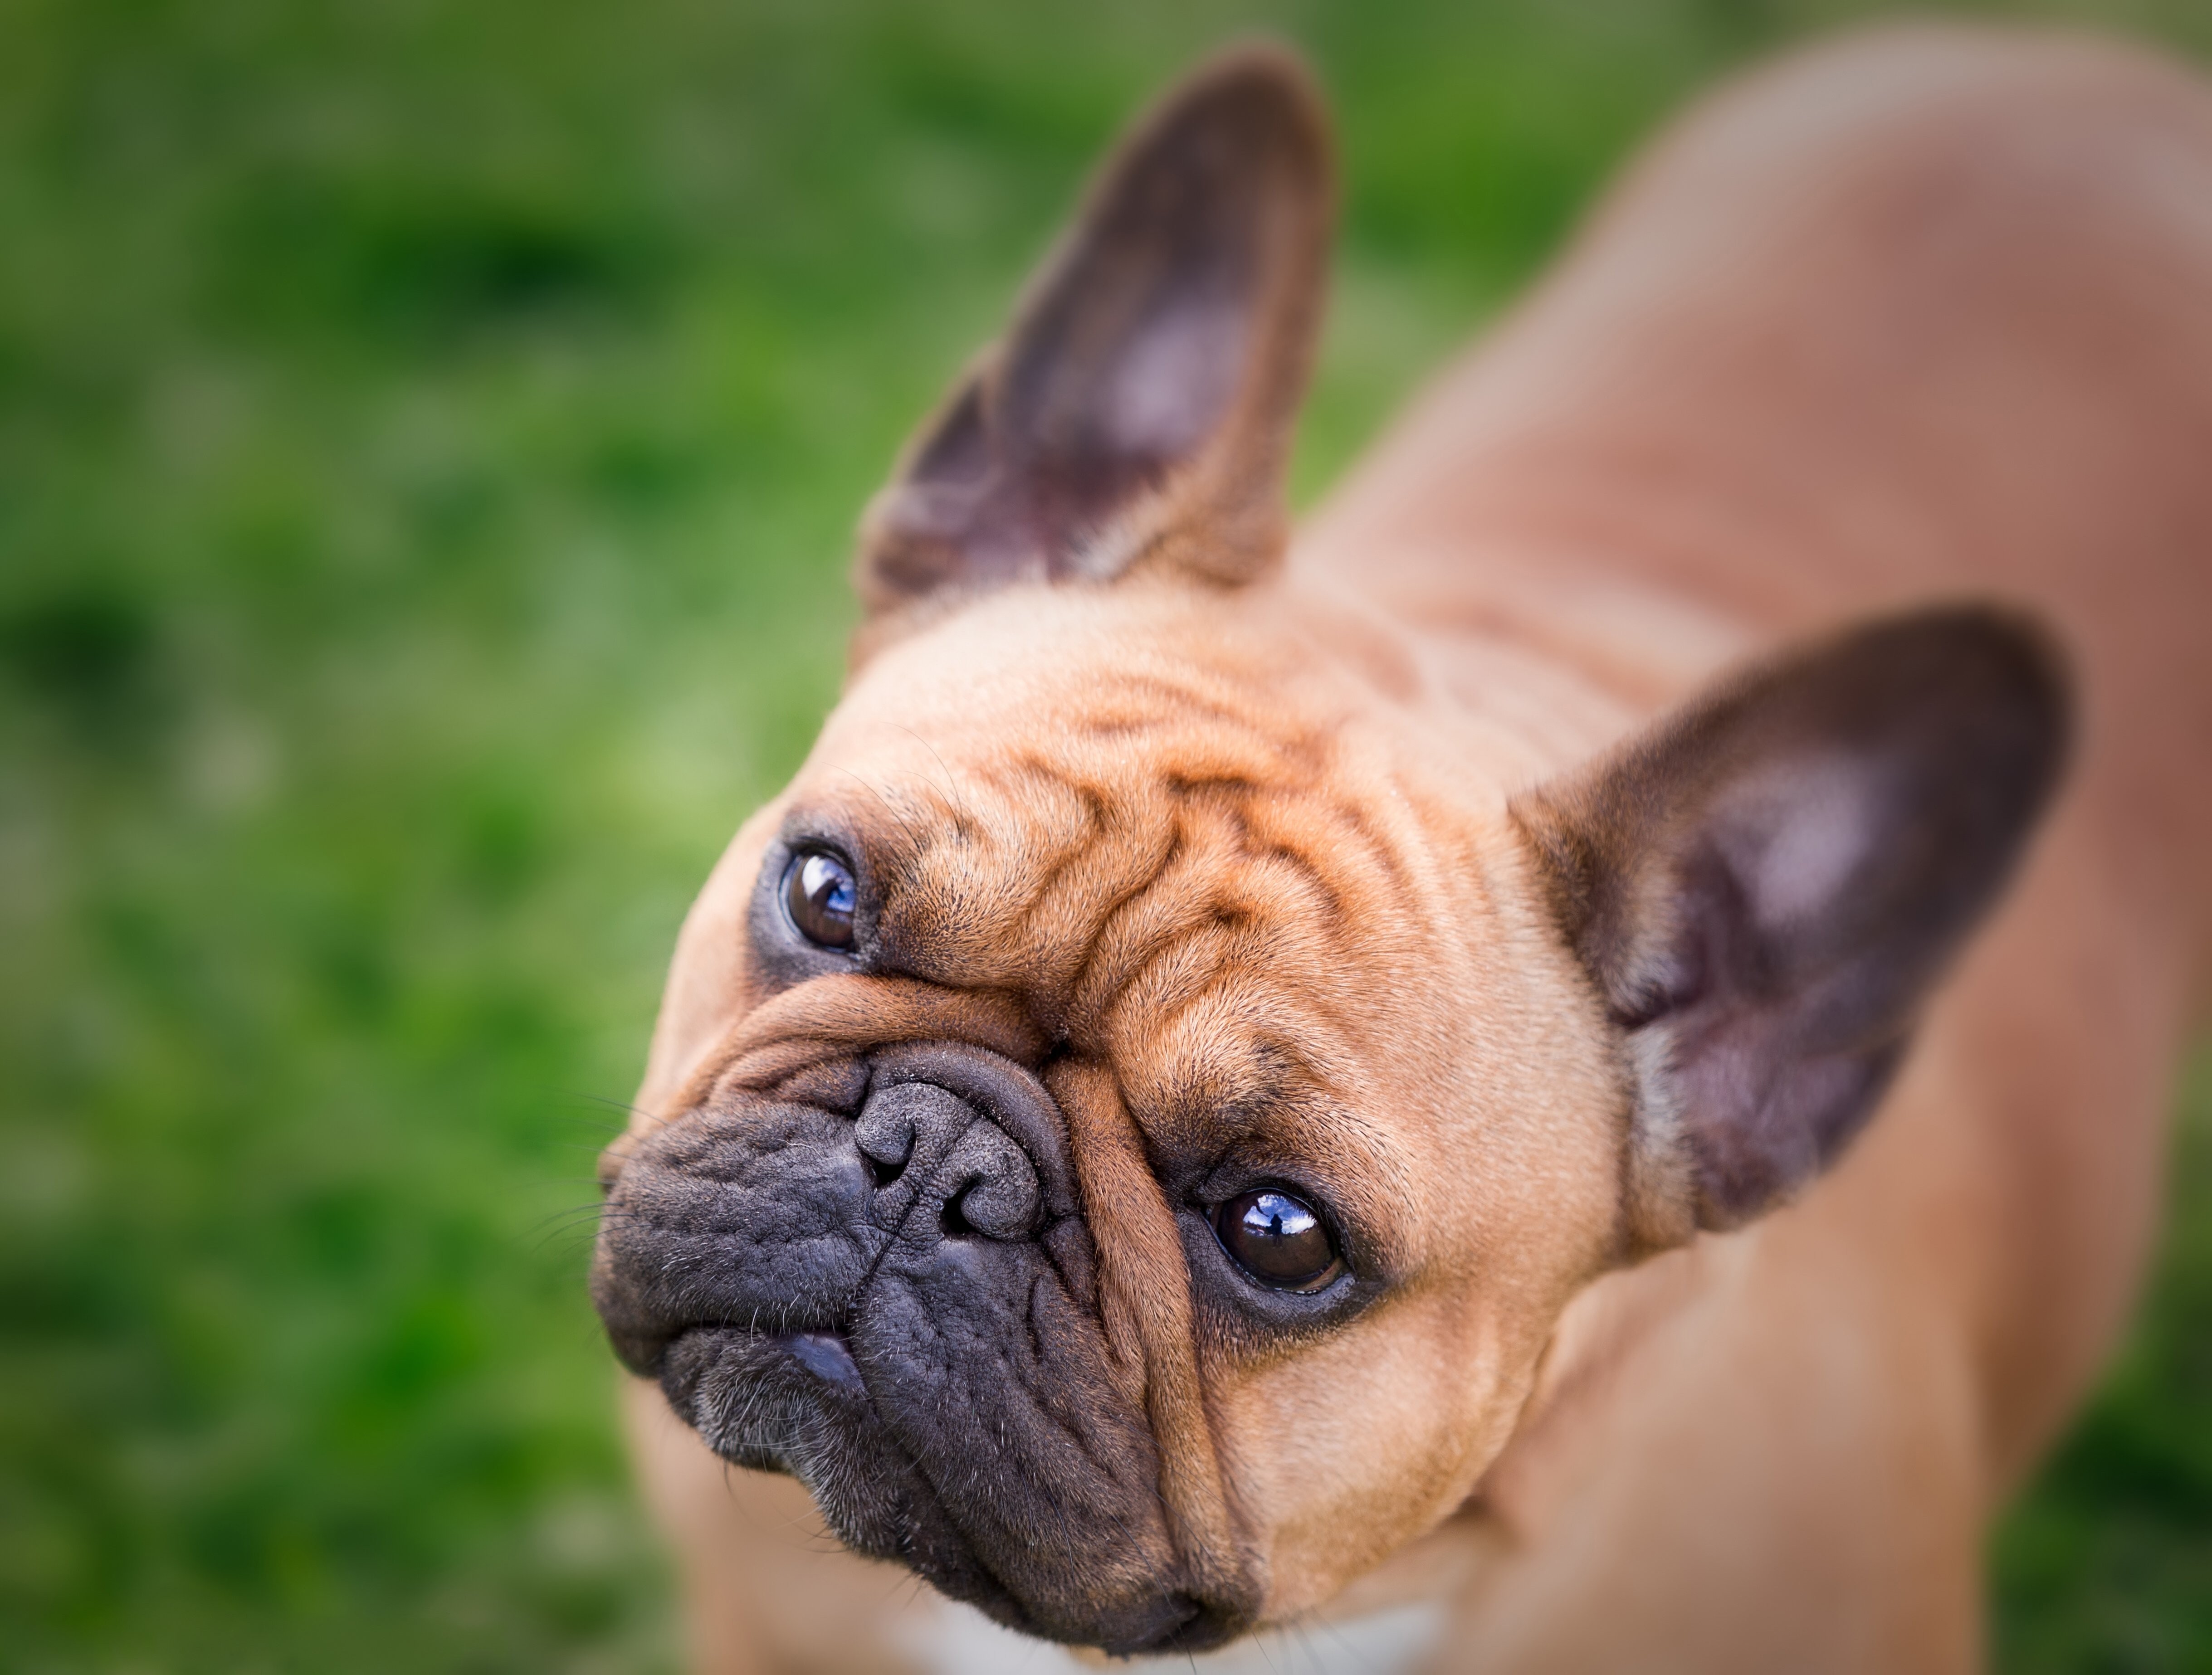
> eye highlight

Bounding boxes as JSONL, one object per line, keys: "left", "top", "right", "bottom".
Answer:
{"left": 783, "top": 850, "right": 858, "bottom": 949}
{"left": 1212, "top": 1188, "right": 1343, "bottom": 1293}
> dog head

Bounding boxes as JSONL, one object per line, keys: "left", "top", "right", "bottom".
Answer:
{"left": 591, "top": 47, "right": 2068, "bottom": 1654}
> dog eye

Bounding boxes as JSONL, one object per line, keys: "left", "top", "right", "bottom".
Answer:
{"left": 1213, "top": 1188, "right": 1342, "bottom": 1292}
{"left": 784, "top": 850, "right": 857, "bottom": 949}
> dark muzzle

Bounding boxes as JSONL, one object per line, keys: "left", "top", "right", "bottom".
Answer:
{"left": 588, "top": 1039, "right": 1225, "bottom": 1653}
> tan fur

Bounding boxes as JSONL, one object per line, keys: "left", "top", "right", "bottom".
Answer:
{"left": 610, "top": 24, "right": 2212, "bottom": 1672}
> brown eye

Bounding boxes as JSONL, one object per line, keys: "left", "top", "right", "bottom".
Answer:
{"left": 783, "top": 850, "right": 857, "bottom": 949}
{"left": 1213, "top": 1188, "right": 1342, "bottom": 1292}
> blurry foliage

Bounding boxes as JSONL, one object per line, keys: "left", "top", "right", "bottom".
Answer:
{"left": 0, "top": 0, "right": 2206, "bottom": 1669}
{"left": 1994, "top": 1057, "right": 2212, "bottom": 1672}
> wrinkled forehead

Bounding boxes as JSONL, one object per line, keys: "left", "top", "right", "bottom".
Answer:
{"left": 800, "top": 589, "right": 1396, "bottom": 986}
{"left": 775, "top": 584, "right": 1452, "bottom": 1183}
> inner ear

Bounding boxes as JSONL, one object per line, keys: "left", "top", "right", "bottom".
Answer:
{"left": 856, "top": 44, "right": 1334, "bottom": 622}
{"left": 1514, "top": 606, "right": 2072, "bottom": 1246}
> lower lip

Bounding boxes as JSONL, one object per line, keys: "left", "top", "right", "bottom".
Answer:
{"left": 779, "top": 1330, "right": 864, "bottom": 1390}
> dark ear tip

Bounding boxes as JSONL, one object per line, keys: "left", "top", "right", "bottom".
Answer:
{"left": 853, "top": 40, "right": 1335, "bottom": 634}
{"left": 1128, "top": 37, "right": 1336, "bottom": 187}
{"left": 1963, "top": 601, "right": 2073, "bottom": 728}
{"left": 1867, "top": 599, "right": 2077, "bottom": 786}
{"left": 1879, "top": 599, "right": 2070, "bottom": 689}
{"left": 1187, "top": 37, "right": 1331, "bottom": 113}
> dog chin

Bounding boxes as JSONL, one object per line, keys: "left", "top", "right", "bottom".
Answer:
{"left": 653, "top": 1325, "right": 1231, "bottom": 1657}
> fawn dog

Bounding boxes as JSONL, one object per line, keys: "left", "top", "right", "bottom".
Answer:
{"left": 592, "top": 23, "right": 2212, "bottom": 1672}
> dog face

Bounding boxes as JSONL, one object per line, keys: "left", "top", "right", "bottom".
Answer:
{"left": 592, "top": 49, "right": 2068, "bottom": 1655}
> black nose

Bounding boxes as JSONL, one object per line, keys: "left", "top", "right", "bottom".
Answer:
{"left": 856, "top": 1044, "right": 1079, "bottom": 1244}
{"left": 857, "top": 1079, "right": 1041, "bottom": 1240}
{"left": 591, "top": 1041, "right": 1083, "bottom": 1376}
{"left": 593, "top": 1039, "right": 1212, "bottom": 1648}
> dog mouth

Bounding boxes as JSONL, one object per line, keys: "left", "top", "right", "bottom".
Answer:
{"left": 650, "top": 1320, "right": 1230, "bottom": 1656}
{"left": 776, "top": 1328, "right": 865, "bottom": 1390}
{"left": 594, "top": 1040, "right": 1256, "bottom": 1654}
{"left": 654, "top": 1323, "right": 868, "bottom": 1461}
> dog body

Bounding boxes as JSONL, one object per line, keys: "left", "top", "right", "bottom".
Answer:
{"left": 599, "top": 26, "right": 2212, "bottom": 1674}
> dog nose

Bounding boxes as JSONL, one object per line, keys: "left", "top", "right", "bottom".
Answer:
{"left": 938, "top": 1120, "right": 1041, "bottom": 1239}
{"left": 854, "top": 1076, "right": 1043, "bottom": 1241}
{"left": 591, "top": 1040, "right": 1084, "bottom": 1379}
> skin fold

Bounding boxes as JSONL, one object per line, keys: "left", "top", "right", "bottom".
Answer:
{"left": 592, "top": 23, "right": 2212, "bottom": 1673}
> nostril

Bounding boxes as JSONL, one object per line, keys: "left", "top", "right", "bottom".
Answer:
{"left": 855, "top": 1092, "right": 922, "bottom": 1192}
{"left": 936, "top": 1127, "right": 1041, "bottom": 1240}
{"left": 936, "top": 1171, "right": 1041, "bottom": 1242}
{"left": 940, "top": 1183, "right": 978, "bottom": 1240}
{"left": 856, "top": 1124, "right": 913, "bottom": 1189}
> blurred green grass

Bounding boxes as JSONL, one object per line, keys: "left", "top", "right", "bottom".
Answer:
{"left": 1, "top": 0, "right": 2206, "bottom": 1669}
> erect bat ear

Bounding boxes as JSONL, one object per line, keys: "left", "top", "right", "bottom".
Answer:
{"left": 852, "top": 43, "right": 1333, "bottom": 634}
{"left": 1512, "top": 607, "right": 2072, "bottom": 1251}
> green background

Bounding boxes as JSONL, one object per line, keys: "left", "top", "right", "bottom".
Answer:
{"left": 3, "top": 0, "right": 2207, "bottom": 1669}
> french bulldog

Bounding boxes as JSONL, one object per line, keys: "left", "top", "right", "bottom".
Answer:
{"left": 591, "top": 22, "right": 2212, "bottom": 1672}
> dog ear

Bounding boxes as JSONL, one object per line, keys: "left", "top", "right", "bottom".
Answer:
{"left": 853, "top": 44, "right": 1333, "bottom": 627}
{"left": 1512, "top": 607, "right": 2071, "bottom": 1250}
